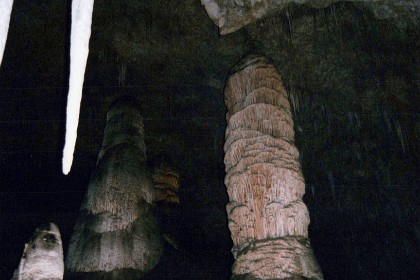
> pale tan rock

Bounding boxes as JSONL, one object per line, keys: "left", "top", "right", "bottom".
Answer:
{"left": 226, "top": 103, "right": 295, "bottom": 141}
{"left": 66, "top": 97, "right": 162, "bottom": 277}
{"left": 12, "top": 222, "right": 64, "bottom": 280}
{"left": 232, "top": 238, "right": 323, "bottom": 279}
{"left": 201, "top": 0, "right": 419, "bottom": 34}
{"left": 224, "top": 55, "right": 322, "bottom": 279}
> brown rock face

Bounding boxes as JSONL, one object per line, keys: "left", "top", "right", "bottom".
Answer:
{"left": 152, "top": 163, "right": 180, "bottom": 205}
{"left": 65, "top": 97, "right": 162, "bottom": 279}
{"left": 224, "top": 55, "right": 322, "bottom": 279}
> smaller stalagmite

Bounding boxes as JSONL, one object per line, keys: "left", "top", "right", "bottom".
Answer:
{"left": 66, "top": 97, "right": 162, "bottom": 279}
{"left": 150, "top": 155, "right": 181, "bottom": 250}
{"left": 12, "top": 222, "right": 64, "bottom": 280}
{"left": 224, "top": 55, "right": 322, "bottom": 279}
{"left": 152, "top": 160, "right": 180, "bottom": 205}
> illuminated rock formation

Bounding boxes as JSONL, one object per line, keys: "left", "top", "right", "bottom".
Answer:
{"left": 0, "top": 0, "right": 13, "bottom": 65}
{"left": 201, "top": 0, "right": 420, "bottom": 34}
{"left": 150, "top": 155, "right": 181, "bottom": 250}
{"left": 12, "top": 222, "right": 64, "bottom": 280}
{"left": 224, "top": 55, "right": 322, "bottom": 279}
{"left": 152, "top": 160, "right": 180, "bottom": 205}
{"left": 66, "top": 97, "right": 163, "bottom": 279}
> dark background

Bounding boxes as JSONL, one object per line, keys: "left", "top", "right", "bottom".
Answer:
{"left": 0, "top": 1, "right": 419, "bottom": 279}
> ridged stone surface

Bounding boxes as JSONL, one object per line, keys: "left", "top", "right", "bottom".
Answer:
{"left": 66, "top": 98, "right": 162, "bottom": 278}
{"left": 224, "top": 55, "right": 322, "bottom": 279}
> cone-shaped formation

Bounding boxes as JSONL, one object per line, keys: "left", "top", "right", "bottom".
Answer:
{"left": 62, "top": 0, "right": 95, "bottom": 175}
{"left": 12, "top": 222, "right": 64, "bottom": 280}
{"left": 0, "top": 0, "right": 13, "bottom": 66}
{"left": 66, "top": 97, "right": 163, "bottom": 279}
{"left": 224, "top": 55, "right": 323, "bottom": 279}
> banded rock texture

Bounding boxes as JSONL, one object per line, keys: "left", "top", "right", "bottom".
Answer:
{"left": 12, "top": 222, "right": 64, "bottom": 280}
{"left": 150, "top": 156, "right": 182, "bottom": 250}
{"left": 66, "top": 98, "right": 163, "bottom": 279}
{"left": 152, "top": 161, "right": 180, "bottom": 205}
{"left": 224, "top": 56, "right": 322, "bottom": 279}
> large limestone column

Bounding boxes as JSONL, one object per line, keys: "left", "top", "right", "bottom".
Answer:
{"left": 224, "top": 55, "right": 323, "bottom": 280}
{"left": 66, "top": 97, "right": 162, "bottom": 279}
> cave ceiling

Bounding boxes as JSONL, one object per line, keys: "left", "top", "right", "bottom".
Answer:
{"left": 0, "top": 0, "right": 419, "bottom": 279}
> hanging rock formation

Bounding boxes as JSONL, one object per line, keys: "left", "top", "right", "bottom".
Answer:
{"left": 201, "top": 0, "right": 420, "bottom": 34}
{"left": 12, "top": 222, "right": 64, "bottom": 280}
{"left": 62, "top": 0, "right": 95, "bottom": 175}
{"left": 224, "top": 55, "right": 323, "bottom": 279}
{"left": 66, "top": 97, "right": 163, "bottom": 279}
{"left": 0, "top": 0, "right": 14, "bottom": 66}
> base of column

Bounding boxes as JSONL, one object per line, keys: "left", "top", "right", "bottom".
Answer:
{"left": 232, "top": 237, "right": 323, "bottom": 280}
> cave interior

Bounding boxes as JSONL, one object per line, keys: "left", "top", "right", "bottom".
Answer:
{"left": 0, "top": 0, "right": 419, "bottom": 279}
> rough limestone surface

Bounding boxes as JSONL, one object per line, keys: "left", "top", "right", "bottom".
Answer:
{"left": 224, "top": 55, "right": 323, "bottom": 279}
{"left": 150, "top": 156, "right": 182, "bottom": 251}
{"left": 201, "top": 0, "right": 420, "bottom": 34}
{"left": 12, "top": 222, "right": 64, "bottom": 280}
{"left": 66, "top": 98, "right": 163, "bottom": 279}
{"left": 152, "top": 163, "right": 181, "bottom": 205}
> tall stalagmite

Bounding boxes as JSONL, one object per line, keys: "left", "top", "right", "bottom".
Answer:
{"left": 224, "top": 56, "right": 323, "bottom": 280}
{"left": 66, "top": 97, "right": 163, "bottom": 279}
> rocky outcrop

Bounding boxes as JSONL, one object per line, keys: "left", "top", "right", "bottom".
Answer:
{"left": 201, "top": 0, "right": 420, "bottom": 34}
{"left": 224, "top": 55, "right": 322, "bottom": 279}
{"left": 66, "top": 97, "right": 163, "bottom": 279}
{"left": 12, "top": 222, "right": 64, "bottom": 280}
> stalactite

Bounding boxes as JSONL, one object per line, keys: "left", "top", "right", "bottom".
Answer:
{"left": 0, "top": 0, "right": 13, "bottom": 66}
{"left": 327, "top": 170, "right": 340, "bottom": 211}
{"left": 224, "top": 55, "right": 323, "bottom": 279}
{"left": 286, "top": 9, "right": 293, "bottom": 42}
{"left": 12, "top": 222, "right": 64, "bottom": 280}
{"left": 62, "top": 0, "right": 95, "bottom": 175}
{"left": 66, "top": 97, "right": 163, "bottom": 279}
{"left": 118, "top": 60, "right": 127, "bottom": 87}
{"left": 394, "top": 119, "right": 406, "bottom": 153}
{"left": 288, "top": 88, "right": 300, "bottom": 114}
